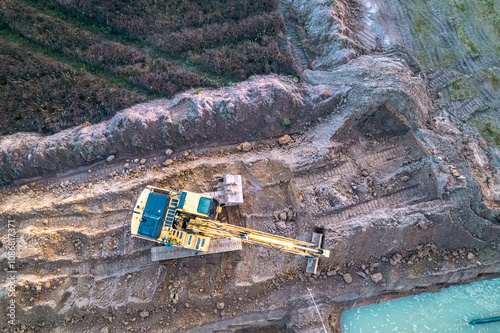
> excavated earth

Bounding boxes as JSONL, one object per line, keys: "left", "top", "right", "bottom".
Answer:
{"left": 1, "top": 0, "right": 500, "bottom": 332}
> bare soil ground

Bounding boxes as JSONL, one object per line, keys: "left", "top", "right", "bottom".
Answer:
{"left": 1, "top": 0, "right": 500, "bottom": 332}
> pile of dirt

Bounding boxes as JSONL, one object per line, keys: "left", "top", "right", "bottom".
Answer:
{"left": 0, "top": 74, "right": 347, "bottom": 186}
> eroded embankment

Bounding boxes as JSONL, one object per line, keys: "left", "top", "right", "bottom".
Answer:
{"left": 0, "top": 74, "right": 345, "bottom": 186}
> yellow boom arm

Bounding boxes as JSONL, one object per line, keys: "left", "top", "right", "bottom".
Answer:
{"left": 187, "top": 218, "right": 330, "bottom": 258}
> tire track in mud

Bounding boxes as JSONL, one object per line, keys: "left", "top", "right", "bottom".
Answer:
{"left": 22, "top": 209, "right": 130, "bottom": 230}
{"left": 292, "top": 132, "right": 439, "bottom": 231}
{"left": 13, "top": 256, "right": 165, "bottom": 312}
{"left": 293, "top": 144, "right": 413, "bottom": 188}
{"left": 428, "top": 67, "right": 461, "bottom": 91}
{"left": 294, "top": 160, "right": 358, "bottom": 187}
{"left": 354, "top": 145, "right": 413, "bottom": 170}
{"left": 351, "top": 21, "right": 378, "bottom": 52}
{"left": 314, "top": 184, "right": 427, "bottom": 226}
{"left": 17, "top": 249, "right": 154, "bottom": 279}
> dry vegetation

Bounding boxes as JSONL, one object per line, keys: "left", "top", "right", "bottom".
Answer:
{"left": 0, "top": 0, "right": 295, "bottom": 135}
{"left": 0, "top": 38, "right": 143, "bottom": 134}
{"left": 192, "top": 40, "right": 295, "bottom": 80}
{"left": 37, "top": 0, "right": 279, "bottom": 35}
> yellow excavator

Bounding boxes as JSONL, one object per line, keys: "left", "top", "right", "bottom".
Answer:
{"left": 130, "top": 175, "right": 330, "bottom": 259}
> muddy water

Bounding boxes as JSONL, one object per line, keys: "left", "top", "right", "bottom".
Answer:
{"left": 341, "top": 277, "right": 500, "bottom": 332}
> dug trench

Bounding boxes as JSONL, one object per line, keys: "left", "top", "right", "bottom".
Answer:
{"left": 1, "top": 55, "right": 500, "bottom": 332}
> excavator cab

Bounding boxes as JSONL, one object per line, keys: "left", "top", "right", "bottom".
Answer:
{"left": 177, "top": 191, "right": 221, "bottom": 220}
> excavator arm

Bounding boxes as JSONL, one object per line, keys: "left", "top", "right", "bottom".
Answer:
{"left": 187, "top": 218, "right": 330, "bottom": 259}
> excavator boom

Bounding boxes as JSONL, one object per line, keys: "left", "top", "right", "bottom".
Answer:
{"left": 187, "top": 218, "right": 330, "bottom": 259}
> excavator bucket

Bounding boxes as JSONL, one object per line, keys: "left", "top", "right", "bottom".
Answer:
{"left": 203, "top": 174, "right": 243, "bottom": 206}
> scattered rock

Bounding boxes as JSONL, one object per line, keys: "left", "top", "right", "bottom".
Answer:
{"left": 140, "top": 159, "right": 146, "bottom": 165}
{"left": 356, "top": 271, "right": 366, "bottom": 278}
{"left": 185, "top": 302, "right": 191, "bottom": 308}
{"left": 124, "top": 163, "right": 130, "bottom": 169}
{"left": 371, "top": 273, "right": 383, "bottom": 283}
{"left": 278, "top": 134, "right": 291, "bottom": 145}
{"left": 139, "top": 311, "right": 149, "bottom": 318}
{"left": 342, "top": 273, "right": 353, "bottom": 284}
{"left": 100, "top": 327, "right": 109, "bottom": 333}
{"left": 276, "top": 221, "right": 287, "bottom": 230}
{"left": 361, "top": 170, "right": 369, "bottom": 177}
{"left": 237, "top": 142, "right": 252, "bottom": 152}
{"left": 401, "top": 175, "right": 410, "bottom": 182}
{"left": 77, "top": 121, "right": 92, "bottom": 129}
{"left": 390, "top": 253, "right": 403, "bottom": 266}
{"left": 106, "top": 155, "right": 115, "bottom": 162}
{"left": 170, "top": 293, "right": 179, "bottom": 304}
{"left": 467, "top": 253, "right": 475, "bottom": 260}
{"left": 165, "top": 149, "right": 173, "bottom": 156}
{"left": 278, "top": 212, "right": 288, "bottom": 221}
{"left": 133, "top": 159, "right": 139, "bottom": 163}
{"left": 44, "top": 281, "right": 51, "bottom": 289}
{"left": 327, "top": 269, "right": 337, "bottom": 276}
{"left": 163, "top": 159, "right": 174, "bottom": 166}
{"left": 20, "top": 185, "right": 29, "bottom": 192}
{"left": 318, "top": 88, "right": 332, "bottom": 99}
{"left": 217, "top": 302, "right": 225, "bottom": 310}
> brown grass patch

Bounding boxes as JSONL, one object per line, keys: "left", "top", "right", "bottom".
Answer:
{"left": 0, "top": 38, "right": 143, "bottom": 134}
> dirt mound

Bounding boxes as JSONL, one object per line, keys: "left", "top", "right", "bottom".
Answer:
{"left": 0, "top": 74, "right": 345, "bottom": 185}
{"left": 0, "top": 55, "right": 422, "bottom": 186}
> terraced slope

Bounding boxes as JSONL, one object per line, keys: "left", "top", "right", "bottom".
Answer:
{"left": 0, "top": 0, "right": 296, "bottom": 135}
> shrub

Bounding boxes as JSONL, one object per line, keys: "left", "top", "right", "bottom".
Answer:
{"left": 282, "top": 117, "right": 292, "bottom": 127}
{"left": 41, "top": 0, "right": 278, "bottom": 36}
{"left": 115, "top": 61, "right": 212, "bottom": 97}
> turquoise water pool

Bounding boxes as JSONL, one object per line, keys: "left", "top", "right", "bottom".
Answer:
{"left": 341, "top": 277, "right": 500, "bottom": 332}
